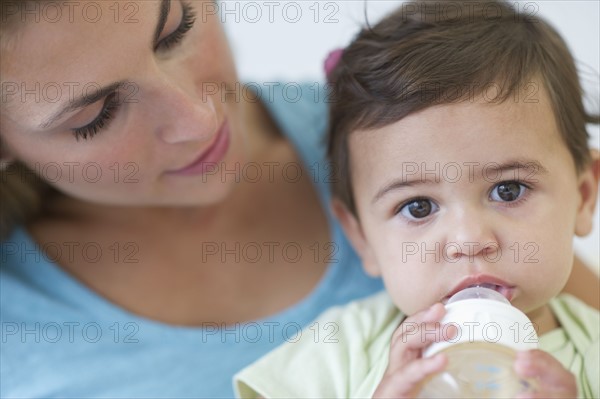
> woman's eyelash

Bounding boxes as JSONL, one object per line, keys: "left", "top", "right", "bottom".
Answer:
{"left": 72, "top": 92, "right": 120, "bottom": 141}
{"left": 156, "top": 2, "right": 196, "bottom": 51}
{"left": 70, "top": 3, "right": 196, "bottom": 141}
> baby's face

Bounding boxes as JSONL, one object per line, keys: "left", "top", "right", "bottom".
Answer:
{"left": 340, "top": 84, "right": 598, "bottom": 317}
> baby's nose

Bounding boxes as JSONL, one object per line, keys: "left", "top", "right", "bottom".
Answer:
{"left": 444, "top": 213, "right": 500, "bottom": 261}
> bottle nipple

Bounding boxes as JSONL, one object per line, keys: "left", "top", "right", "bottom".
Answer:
{"left": 447, "top": 285, "right": 510, "bottom": 305}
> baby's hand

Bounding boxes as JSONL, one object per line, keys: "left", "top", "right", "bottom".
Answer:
{"left": 514, "top": 350, "right": 578, "bottom": 398}
{"left": 371, "top": 303, "right": 457, "bottom": 399}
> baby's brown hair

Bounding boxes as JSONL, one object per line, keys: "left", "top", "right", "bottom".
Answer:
{"left": 326, "top": 0, "right": 598, "bottom": 215}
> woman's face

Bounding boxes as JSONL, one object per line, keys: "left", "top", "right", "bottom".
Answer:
{"left": 0, "top": 0, "right": 247, "bottom": 206}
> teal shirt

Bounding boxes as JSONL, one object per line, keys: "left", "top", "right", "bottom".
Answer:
{"left": 0, "top": 83, "right": 384, "bottom": 398}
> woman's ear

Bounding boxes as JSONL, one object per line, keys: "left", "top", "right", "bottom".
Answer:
{"left": 575, "top": 149, "right": 600, "bottom": 236}
{"left": 330, "top": 198, "right": 381, "bottom": 276}
{"left": 0, "top": 139, "right": 16, "bottom": 170}
{"left": 0, "top": 155, "right": 15, "bottom": 170}
{"left": 0, "top": 157, "right": 15, "bottom": 170}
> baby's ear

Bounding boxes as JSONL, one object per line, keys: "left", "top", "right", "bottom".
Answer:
{"left": 574, "top": 149, "right": 600, "bottom": 236}
{"left": 330, "top": 198, "right": 381, "bottom": 276}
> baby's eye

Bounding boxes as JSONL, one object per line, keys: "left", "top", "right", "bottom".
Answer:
{"left": 399, "top": 198, "right": 438, "bottom": 220}
{"left": 490, "top": 181, "right": 527, "bottom": 202}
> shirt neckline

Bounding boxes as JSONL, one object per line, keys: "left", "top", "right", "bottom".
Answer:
{"left": 9, "top": 91, "right": 345, "bottom": 339}
{"left": 13, "top": 223, "right": 344, "bottom": 340}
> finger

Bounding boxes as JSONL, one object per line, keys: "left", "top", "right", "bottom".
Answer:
{"left": 396, "top": 353, "right": 447, "bottom": 392}
{"left": 514, "top": 350, "right": 577, "bottom": 393}
{"left": 376, "top": 354, "right": 447, "bottom": 398}
{"left": 515, "top": 390, "right": 578, "bottom": 399}
{"left": 387, "top": 303, "right": 453, "bottom": 372}
{"left": 391, "top": 303, "right": 446, "bottom": 346}
{"left": 388, "top": 322, "right": 457, "bottom": 371}
{"left": 397, "top": 322, "right": 458, "bottom": 350}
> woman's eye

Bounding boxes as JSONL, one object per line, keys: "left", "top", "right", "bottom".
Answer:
{"left": 156, "top": 2, "right": 196, "bottom": 51}
{"left": 398, "top": 198, "right": 437, "bottom": 220}
{"left": 490, "top": 181, "right": 527, "bottom": 202}
{"left": 72, "top": 92, "right": 120, "bottom": 141}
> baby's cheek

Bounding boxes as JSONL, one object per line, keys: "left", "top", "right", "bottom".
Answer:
{"left": 385, "top": 279, "right": 435, "bottom": 315}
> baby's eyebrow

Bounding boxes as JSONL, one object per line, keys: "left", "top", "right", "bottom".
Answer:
{"left": 485, "top": 160, "right": 548, "bottom": 177}
{"left": 371, "top": 159, "right": 548, "bottom": 205}
{"left": 372, "top": 179, "right": 435, "bottom": 205}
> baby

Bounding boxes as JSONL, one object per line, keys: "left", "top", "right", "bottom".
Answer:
{"left": 235, "top": 1, "right": 600, "bottom": 397}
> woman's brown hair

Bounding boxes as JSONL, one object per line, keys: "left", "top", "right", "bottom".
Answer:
{"left": 1, "top": 0, "right": 55, "bottom": 240}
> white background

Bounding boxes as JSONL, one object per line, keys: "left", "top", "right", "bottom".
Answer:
{"left": 220, "top": 0, "right": 600, "bottom": 272}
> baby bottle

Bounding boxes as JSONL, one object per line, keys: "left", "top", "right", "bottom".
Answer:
{"left": 417, "top": 285, "right": 539, "bottom": 398}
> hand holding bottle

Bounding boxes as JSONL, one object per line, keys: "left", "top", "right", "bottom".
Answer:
{"left": 513, "top": 350, "right": 577, "bottom": 398}
{"left": 371, "top": 303, "right": 457, "bottom": 399}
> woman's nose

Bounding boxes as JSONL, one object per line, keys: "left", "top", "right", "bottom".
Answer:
{"left": 155, "top": 83, "right": 219, "bottom": 145}
{"left": 444, "top": 209, "right": 500, "bottom": 261}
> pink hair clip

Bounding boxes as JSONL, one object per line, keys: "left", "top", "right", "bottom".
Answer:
{"left": 324, "top": 48, "right": 344, "bottom": 77}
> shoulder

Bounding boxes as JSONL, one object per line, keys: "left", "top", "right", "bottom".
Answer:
{"left": 260, "top": 82, "right": 328, "bottom": 131}
{"left": 549, "top": 294, "right": 600, "bottom": 345}
{"left": 0, "top": 226, "right": 80, "bottom": 322}
{"left": 258, "top": 82, "right": 330, "bottom": 166}
{"left": 1, "top": 226, "right": 40, "bottom": 303}
{"left": 234, "top": 292, "right": 402, "bottom": 398}
{"left": 549, "top": 294, "right": 600, "bottom": 398}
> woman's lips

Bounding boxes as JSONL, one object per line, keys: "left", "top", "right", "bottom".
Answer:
{"left": 167, "top": 120, "right": 231, "bottom": 176}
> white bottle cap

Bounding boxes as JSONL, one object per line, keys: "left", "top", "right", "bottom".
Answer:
{"left": 423, "top": 286, "right": 538, "bottom": 357}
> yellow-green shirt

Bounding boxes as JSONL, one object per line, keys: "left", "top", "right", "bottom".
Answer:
{"left": 234, "top": 292, "right": 599, "bottom": 398}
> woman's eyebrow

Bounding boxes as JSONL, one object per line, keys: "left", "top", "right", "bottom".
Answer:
{"left": 38, "top": 1, "right": 171, "bottom": 130}
{"left": 154, "top": 0, "right": 171, "bottom": 47}
{"left": 39, "top": 81, "right": 126, "bottom": 129}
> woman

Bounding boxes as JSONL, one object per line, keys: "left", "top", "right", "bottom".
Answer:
{"left": 1, "top": 1, "right": 597, "bottom": 397}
